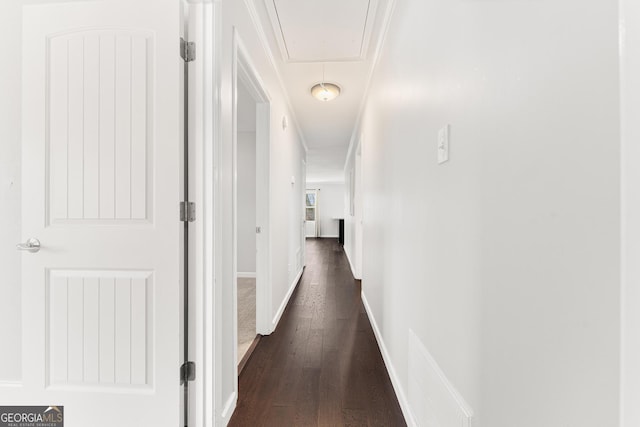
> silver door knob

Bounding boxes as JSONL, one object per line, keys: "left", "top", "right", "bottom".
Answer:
{"left": 16, "top": 238, "right": 41, "bottom": 253}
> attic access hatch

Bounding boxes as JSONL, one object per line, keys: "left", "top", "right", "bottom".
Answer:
{"left": 265, "top": 0, "right": 378, "bottom": 62}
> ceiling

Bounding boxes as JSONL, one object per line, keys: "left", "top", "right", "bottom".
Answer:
{"left": 251, "top": 0, "right": 391, "bottom": 183}
{"left": 268, "top": 0, "right": 373, "bottom": 62}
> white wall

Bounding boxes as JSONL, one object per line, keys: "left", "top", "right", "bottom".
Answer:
{"left": 218, "top": 0, "right": 306, "bottom": 422}
{"left": 355, "top": 0, "right": 620, "bottom": 426}
{"left": 237, "top": 131, "right": 256, "bottom": 274}
{"left": 621, "top": 0, "right": 640, "bottom": 425}
{"left": 306, "top": 182, "right": 345, "bottom": 238}
{"left": 0, "top": 0, "right": 22, "bottom": 384}
{"left": 288, "top": 162, "right": 304, "bottom": 287}
{"left": 344, "top": 146, "right": 363, "bottom": 279}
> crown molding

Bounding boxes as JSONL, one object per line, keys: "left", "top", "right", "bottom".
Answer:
{"left": 242, "top": 0, "right": 309, "bottom": 153}
{"left": 263, "top": 0, "right": 379, "bottom": 64}
{"left": 343, "top": 0, "right": 397, "bottom": 173}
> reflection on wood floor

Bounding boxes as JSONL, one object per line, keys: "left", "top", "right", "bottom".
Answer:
{"left": 229, "top": 238, "right": 406, "bottom": 427}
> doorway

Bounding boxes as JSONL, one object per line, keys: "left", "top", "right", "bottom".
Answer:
{"left": 232, "top": 31, "right": 272, "bottom": 385}
{"left": 235, "top": 78, "right": 258, "bottom": 369}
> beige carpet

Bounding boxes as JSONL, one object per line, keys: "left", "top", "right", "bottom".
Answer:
{"left": 237, "top": 277, "right": 256, "bottom": 364}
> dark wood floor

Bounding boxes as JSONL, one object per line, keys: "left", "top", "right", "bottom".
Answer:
{"left": 229, "top": 238, "right": 406, "bottom": 427}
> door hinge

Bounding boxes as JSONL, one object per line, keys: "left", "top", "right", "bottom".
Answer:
{"left": 180, "top": 361, "right": 196, "bottom": 384}
{"left": 180, "top": 38, "right": 196, "bottom": 62}
{"left": 180, "top": 201, "right": 196, "bottom": 222}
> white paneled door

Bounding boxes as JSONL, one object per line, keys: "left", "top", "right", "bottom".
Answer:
{"left": 10, "top": 1, "right": 181, "bottom": 426}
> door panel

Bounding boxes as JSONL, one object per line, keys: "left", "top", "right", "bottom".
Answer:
{"left": 6, "top": 1, "right": 182, "bottom": 425}
{"left": 47, "top": 270, "right": 152, "bottom": 389}
{"left": 48, "top": 29, "right": 153, "bottom": 224}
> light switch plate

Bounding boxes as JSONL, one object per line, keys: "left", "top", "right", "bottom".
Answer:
{"left": 438, "top": 125, "right": 450, "bottom": 164}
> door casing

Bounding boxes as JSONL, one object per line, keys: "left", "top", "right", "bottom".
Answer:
{"left": 230, "top": 25, "right": 273, "bottom": 409}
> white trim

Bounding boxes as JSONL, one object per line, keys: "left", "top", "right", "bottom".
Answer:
{"left": 407, "top": 330, "right": 474, "bottom": 426}
{"left": 319, "top": 234, "right": 339, "bottom": 238}
{"left": 261, "top": 0, "right": 288, "bottom": 65}
{"left": 232, "top": 26, "right": 274, "bottom": 414}
{"left": 211, "top": 0, "right": 223, "bottom": 423}
{"left": 272, "top": 267, "right": 304, "bottom": 331}
{"left": 361, "top": 291, "right": 417, "bottom": 427}
{"left": 255, "top": 100, "right": 272, "bottom": 338}
{"left": 220, "top": 391, "right": 237, "bottom": 426}
{"left": 192, "top": 1, "right": 221, "bottom": 425}
{"left": 242, "top": 0, "right": 308, "bottom": 152}
{"left": 237, "top": 272, "right": 257, "bottom": 279}
{"left": 185, "top": 2, "right": 218, "bottom": 426}
{"left": 344, "top": 0, "right": 397, "bottom": 172}
{"left": 232, "top": 28, "right": 273, "bottom": 339}
{"left": 343, "top": 245, "right": 358, "bottom": 280}
{"left": 262, "top": 0, "right": 379, "bottom": 63}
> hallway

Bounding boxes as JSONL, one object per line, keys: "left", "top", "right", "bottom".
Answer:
{"left": 229, "top": 239, "right": 406, "bottom": 426}
{"left": 1, "top": 1, "right": 637, "bottom": 425}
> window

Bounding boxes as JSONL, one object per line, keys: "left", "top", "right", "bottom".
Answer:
{"left": 306, "top": 193, "right": 316, "bottom": 207}
{"left": 305, "top": 208, "right": 315, "bottom": 221}
{"left": 305, "top": 190, "right": 317, "bottom": 221}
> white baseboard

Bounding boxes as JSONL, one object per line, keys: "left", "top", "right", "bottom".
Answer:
{"left": 237, "top": 272, "right": 256, "bottom": 278}
{"left": 343, "top": 246, "right": 360, "bottom": 280}
{"left": 319, "top": 234, "right": 339, "bottom": 238}
{"left": 272, "top": 267, "right": 304, "bottom": 331}
{"left": 361, "top": 292, "right": 417, "bottom": 427}
{"left": 220, "top": 391, "right": 237, "bottom": 426}
{"left": 408, "top": 329, "right": 474, "bottom": 427}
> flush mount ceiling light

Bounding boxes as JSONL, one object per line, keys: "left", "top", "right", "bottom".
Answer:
{"left": 310, "top": 64, "right": 341, "bottom": 102}
{"left": 311, "top": 82, "right": 341, "bottom": 102}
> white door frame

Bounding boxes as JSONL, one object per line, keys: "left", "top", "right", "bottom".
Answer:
{"left": 231, "top": 25, "right": 272, "bottom": 392}
{"left": 184, "top": 2, "right": 268, "bottom": 425}
{"left": 188, "top": 4, "right": 273, "bottom": 426}
{"left": 232, "top": 28, "right": 273, "bottom": 335}
{"left": 182, "top": 1, "right": 218, "bottom": 426}
{"left": 232, "top": 28, "right": 272, "bottom": 332}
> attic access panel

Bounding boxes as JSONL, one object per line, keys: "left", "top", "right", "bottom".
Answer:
{"left": 267, "top": 0, "right": 376, "bottom": 62}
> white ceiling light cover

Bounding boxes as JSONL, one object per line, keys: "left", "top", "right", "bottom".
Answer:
{"left": 310, "top": 82, "right": 341, "bottom": 102}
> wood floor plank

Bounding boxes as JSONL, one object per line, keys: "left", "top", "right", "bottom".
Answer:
{"left": 229, "top": 238, "right": 406, "bottom": 427}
